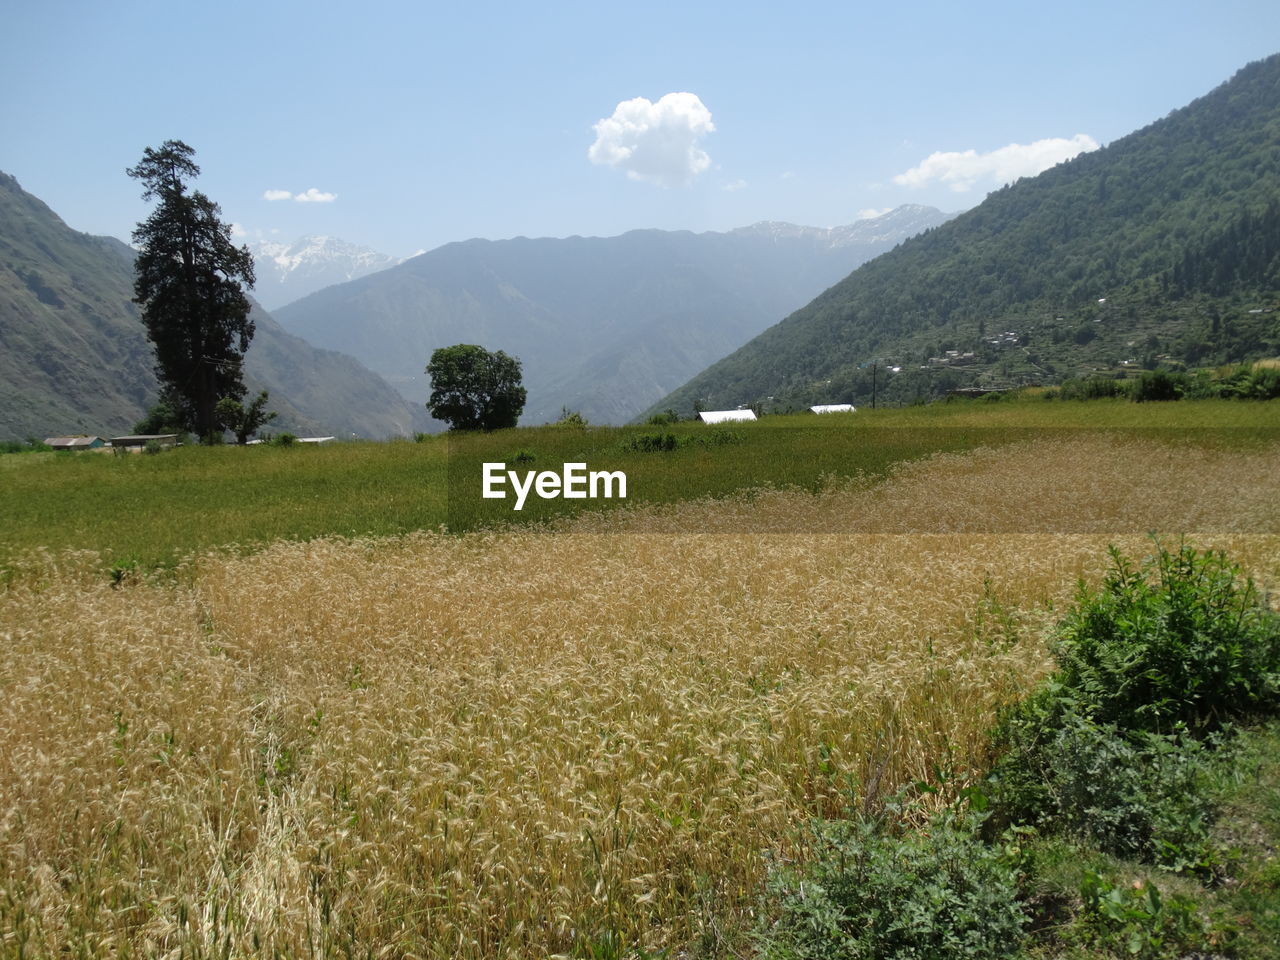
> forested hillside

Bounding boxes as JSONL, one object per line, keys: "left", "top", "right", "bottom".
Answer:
{"left": 650, "top": 55, "right": 1280, "bottom": 415}
{"left": 0, "top": 172, "right": 429, "bottom": 440}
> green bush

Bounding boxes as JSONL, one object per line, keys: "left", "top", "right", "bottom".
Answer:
{"left": 1131, "top": 369, "right": 1186, "bottom": 402}
{"left": 761, "top": 807, "right": 1026, "bottom": 960}
{"left": 554, "top": 407, "right": 589, "bottom": 428}
{"left": 991, "top": 543, "right": 1278, "bottom": 869}
{"left": 992, "top": 709, "right": 1223, "bottom": 869}
{"left": 1054, "top": 544, "right": 1280, "bottom": 731}
{"left": 1243, "top": 365, "right": 1280, "bottom": 399}
{"left": 1058, "top": 377, "right": 1130, "bottom": 400}
{"left": 645, "top": 409, "right": 680, "bottom": 425}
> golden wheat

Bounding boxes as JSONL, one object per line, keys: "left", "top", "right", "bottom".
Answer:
{"left": 1, "top": 435, "right": 1277, "bottom": 958}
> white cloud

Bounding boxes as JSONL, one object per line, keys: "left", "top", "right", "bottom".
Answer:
{"left": 262, "top": 187, "right": 338, "bottom": 203}
{"left": 722, "top": 179, "right": 748, "bottom": 192}
{"left": 588, "top": 92, "right": 715, "bottom": 188}
{"left": 857, "top": 207, "right": 892, "bottom": 220}
{"left": 893, "top": 134, "right": 1100, "bottom": 192}
{"left": 229, "top": 222, "right": 247, "bottom": 237}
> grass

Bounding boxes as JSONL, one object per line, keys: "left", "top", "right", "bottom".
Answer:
{"left": 2, "top": 398, "right": 1276, "bottom": 569}
{"left": 1, "top": 425, "right": 1278, "bottom": 958}
{"left": 1011, "top": 720, "right": 1280, "bottom": 959}
{"left": 1213, "top": 722, "right": 1280, "bottom": 958}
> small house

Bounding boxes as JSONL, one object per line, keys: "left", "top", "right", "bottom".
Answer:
{"left": 44, "top": 435, "right": 107, "bottom": 450}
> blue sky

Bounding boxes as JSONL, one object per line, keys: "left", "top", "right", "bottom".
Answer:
{"left": 3, "top": 0, "right": 1278, "bottom": 258}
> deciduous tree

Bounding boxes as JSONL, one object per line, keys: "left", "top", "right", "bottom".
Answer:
{"left": 216, "top": 390, "right": 278, "bottom": 444}
{"left": 425, "top": 344, "right": 526, "bottom": 431}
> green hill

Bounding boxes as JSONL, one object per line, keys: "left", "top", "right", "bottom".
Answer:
{"left": 648, "top": 54, "right": 1280, "bottom": 416}
{"left": 0, "top": 172, "right": 429, "bottom": 440}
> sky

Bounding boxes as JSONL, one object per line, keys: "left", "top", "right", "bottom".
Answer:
{"left": 3, "top": 0, "right": 1279, "bottom": 260}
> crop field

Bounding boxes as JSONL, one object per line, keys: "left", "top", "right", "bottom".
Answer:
{"left": 1, "top": 398, "right": 1276, "bottom": 569}
{"left": 2, "top": 420, "right": 1278, "bottom": 958}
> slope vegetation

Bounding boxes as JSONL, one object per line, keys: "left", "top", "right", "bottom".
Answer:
{"left": 651, "top": 54, "right": 1280, "bottom": 415}
{"left": 0, "top": 172, "right": 428, "bottom": 440}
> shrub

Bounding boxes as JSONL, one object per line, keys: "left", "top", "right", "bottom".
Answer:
{"left": 1243, "top": 365, "right": 1280, "bottom": 399}
{"left": 761, "top": 806, "right": 1026, "bottom": 960}
{"left": 624, "top": 432, "right": 681, "bottom": 453}
{"left": 1131, "top": 369, "right": 1186, "bottom": 402}
{"left": 272, "top": 433, "right": 297, "bottom": 447}
{"left": 622, "top": 428, "right": 743, "bottom": 454}
{"left": 1053, "top": 544, "right": 1280, "bottom": 731}
{"left": 646, "top": 409, "right": 680, "bottom": 425}
{"left": 993, "top": 708, "right": 1223, "bottom": 869}
{"left": 990, "top": 543, "right": 1278, "bottom": 869}
{"left": 554, "top": 407, "right": 589, "bottom": 428}
{"left": 1058, "top": 377, "right": 1130, "bottom": 401}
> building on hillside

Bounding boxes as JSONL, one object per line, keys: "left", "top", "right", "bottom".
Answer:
{"left": 698, "top": 410, "right": 757, "bottom": 424}
{"left": 810, "top": 404, "right": 856, "bottom": 414}
{"left": 44, "top": 436, "right": 107, "bottom": 450}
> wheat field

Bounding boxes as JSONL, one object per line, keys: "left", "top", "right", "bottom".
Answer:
{"left": 2, "top": 435, "right": 1277, "bottom": 958}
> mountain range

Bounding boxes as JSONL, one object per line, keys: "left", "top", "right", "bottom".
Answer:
{"left": 0, "top": 172, "right": 429, "bottom": 441}
{"left": 272, "top": 204, "right": 952, "bottom": 425}
{"left": 649, "top": 54, "right": 1280, "bottom": 416}
{"left": 8, "top": 54, "right": 1278, "bottom": 443}
{"left": 248, "top": 235, "right": 404, "bottom": 311}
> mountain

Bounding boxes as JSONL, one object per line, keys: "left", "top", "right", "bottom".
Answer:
{"left": 0, "top": 172, "right": 428, "bottom": 440}
{"left": 249, "top": 235, "right": 403, "bottom": 310}
{"left": 272, "top": 205, "right": 952, "bottom": 425}
{"left": 648, "top": 55, "right": 1280, "bottom": 416}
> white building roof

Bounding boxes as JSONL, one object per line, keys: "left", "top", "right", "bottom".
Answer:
{"left": 698, "top": 410, "right": 757, "bottom": 424}
{"left": 810, "top": 404, "right": 856, "bottom": 414}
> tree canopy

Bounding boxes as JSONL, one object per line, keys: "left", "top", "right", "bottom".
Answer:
{"left": 425, "top": 344, "right": 526, "bottom": 431}
{"left": 128, "top": 140, "right": 256, "bottom": 440}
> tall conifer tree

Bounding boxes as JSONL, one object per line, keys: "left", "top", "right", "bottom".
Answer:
{"left": 128, "top": 140, "right": 256, "bottom": 439}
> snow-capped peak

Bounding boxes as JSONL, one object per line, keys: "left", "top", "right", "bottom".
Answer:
{"left": 248, "top": 235, "right": 403, "bottom": 310}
